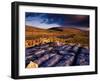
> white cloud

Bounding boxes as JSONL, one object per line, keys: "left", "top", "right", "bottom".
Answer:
{"left": 25, "top": 16, "right": 60, "bottom": 29}
{"left": 26, "top": 20, "right": 60, "bottom": 29}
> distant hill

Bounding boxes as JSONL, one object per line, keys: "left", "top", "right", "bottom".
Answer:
{"left": 48, "top": 26, "right": 89, "bottom": 31}
{"left": 26, "top": 25, "right": 89, "bottom": 36}
{"left": 26, "top": 25, "right": 46, "bottom": 32}
{"left": 48, "top": 26, "right": 89, "bottom": 34}
{"left": 48, "top": 27, "right": 63, "bottom": 31}
{"left": 26, "top": 25, "right": 89, "bottom": 32}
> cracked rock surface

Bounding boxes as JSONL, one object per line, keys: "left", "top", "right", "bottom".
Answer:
{"left": 26, "top": 42, "right": 89, "bottom": 68}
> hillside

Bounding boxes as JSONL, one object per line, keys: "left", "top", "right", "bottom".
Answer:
{"left": 25, "top": 25, "right": 89, "bottom": 48}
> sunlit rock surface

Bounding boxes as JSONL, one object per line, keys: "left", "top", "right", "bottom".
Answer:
{"left": 26, "top": 61, "right": 38, "bottom": 68}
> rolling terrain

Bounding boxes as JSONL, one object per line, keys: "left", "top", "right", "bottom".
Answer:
{"left": 25, "top": 25, "right": 89, "bottom": 48}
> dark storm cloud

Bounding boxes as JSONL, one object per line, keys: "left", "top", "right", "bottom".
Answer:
{"left": 25, "top": 12, "right": 89, "bottom": 28}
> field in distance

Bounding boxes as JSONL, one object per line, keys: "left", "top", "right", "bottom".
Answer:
{"left": 25, "top": 25, "right": 89, "bottom": 48}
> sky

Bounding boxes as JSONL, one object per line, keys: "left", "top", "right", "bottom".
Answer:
{"left": 25, "top": 12, "right": 89, "bottom": 29}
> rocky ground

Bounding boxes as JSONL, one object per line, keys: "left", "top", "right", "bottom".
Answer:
{"left": 25, "top": 42, "right": 89, "bottom": 68}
